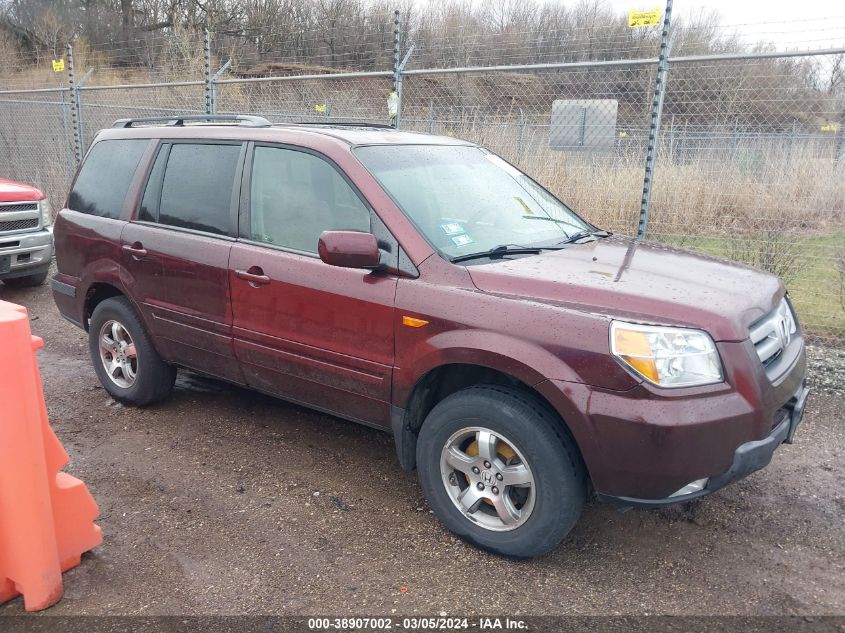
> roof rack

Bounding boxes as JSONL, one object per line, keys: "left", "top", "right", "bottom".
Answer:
{"left": 112, "top": 114, "right": 271, "bottom": 128}
{"left": 293, "top": 121, "right": 396, "bottom": 129}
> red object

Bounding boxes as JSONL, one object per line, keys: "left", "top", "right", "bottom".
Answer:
{"left": 318, "top": 230, "right": 381, "bottom": 269}
{"left": 0, "top": 301, "right": 102, "bottom": 611}
{"left": 0, "top": 177, "right": 46, "bottom": 203}
{"left": 50, "top": 124, "right": 806, "bottom": 502}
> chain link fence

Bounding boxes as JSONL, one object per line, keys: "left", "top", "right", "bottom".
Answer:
{"left": 0, "top": 88, "right": 76, "bottom": 205}
{"left": 0, "top": 16, "right": 843, "bottom": 344}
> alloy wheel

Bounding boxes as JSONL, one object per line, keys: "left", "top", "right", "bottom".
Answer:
{"left": 98, "top": 319, "right": 138, "bottom": 389}
{"left": 439, "top": 426, "right": 536, "bottom": 531}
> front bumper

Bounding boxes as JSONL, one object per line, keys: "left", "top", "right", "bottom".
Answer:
{"left": 536, "top": 336, "right": 807, "bottom": 501}
{"left": 598, "top": 382, "right": 809, "bottom": 509}
{"left": 0, "top": 228, "right": 53, "bottom": 279}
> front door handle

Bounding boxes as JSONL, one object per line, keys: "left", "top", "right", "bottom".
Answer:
{"left": 235, "top": 267, "right": 271, "bottom": 286}
{"left": 122, "top": 242, "right": 147, "bottom": 259}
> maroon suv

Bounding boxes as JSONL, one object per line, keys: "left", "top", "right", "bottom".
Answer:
{"left": 51, "top": 115, "right": 808, "bottom": 558}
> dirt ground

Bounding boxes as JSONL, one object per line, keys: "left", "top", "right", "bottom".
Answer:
{"left": 1, "top": 279, "right": 843, "bottom": 617}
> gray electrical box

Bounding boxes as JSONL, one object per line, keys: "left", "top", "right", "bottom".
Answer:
{"left": 549, "top": 99, "right": 618, "bottom": 151}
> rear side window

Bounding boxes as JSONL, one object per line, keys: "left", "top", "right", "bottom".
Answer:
{"left": 68, "top": 139, "right": 148, "bottom": 218}
{"left": 155, "top": 143, "right": 241, "bottom": 235}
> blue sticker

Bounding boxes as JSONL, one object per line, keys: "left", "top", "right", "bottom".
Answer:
{"left": 440, "top": 222, "right": 465, "bottom": 236}
{"left": 451, "top": 234, "right": 474, "bottom": 247}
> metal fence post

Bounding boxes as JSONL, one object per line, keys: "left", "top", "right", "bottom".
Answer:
{"left": 396, "top": 46, "right": 414, "bottom": 128}
{"left": 204, "top": 29, "right": 213, "bottom": 115}
{"left": 391, "top": 11, "right": 400, "bottom": 127}
{"left": 74, "top": 68, "right": 94, "bottom": 154}
{"left": 636, "top": 0, "right": 673, "bottom": 240}
{"left": 67, "top": 44, "right": 84, "bottom": 164}
{"left": 390, "top": 11, "right": 414, "bottom": 129}
{"left": 59, "top": 87, "right": 75, "bottom": 182}
{"left": 210, "top": 58, "right": 232, "bottom": 115}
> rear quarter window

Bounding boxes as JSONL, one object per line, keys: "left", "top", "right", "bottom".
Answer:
{"left": 68, "top": 139, "right": 148, "bottom": 218}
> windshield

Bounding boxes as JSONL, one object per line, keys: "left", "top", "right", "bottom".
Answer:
{"left": 354, "top": 144, "right": 592, "bottom": 261}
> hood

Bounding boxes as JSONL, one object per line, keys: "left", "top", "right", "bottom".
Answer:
{"left": 0, "top": 178, "right": 46, "bottom": 203}
{"left": 467, "top": 236, "right": 783, "bottom": 341}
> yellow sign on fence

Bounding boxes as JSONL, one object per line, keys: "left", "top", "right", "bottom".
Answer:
{"left": 314, "top": 103, "right": 327, "bottom": 113}
{"left": 51, "top": 59, "right": 65, "bottom": 72}
{"left": 820, "top": 123, "right": 840, "bottom": 133}
{"left": 629, "top": 7, "right": 661, "bottom": 27}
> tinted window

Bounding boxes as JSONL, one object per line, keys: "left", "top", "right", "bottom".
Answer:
{"left": 249, "top": 146, "right": 370, "bottom": 253}
{"left": 158, "top": 143, "right": 241, "bottom": 235}
{"left": 68, "top": 139, "right": 148, "bottom": 218}
{"left": 138, "top": 144, "right": 168, "bottom": 223}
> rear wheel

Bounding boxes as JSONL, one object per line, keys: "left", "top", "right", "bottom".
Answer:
{"left": 416, "top": 385, "right": 586, "bottom": 558}
{"left": 88, "top": 296, "right": 176, "bottom": 406}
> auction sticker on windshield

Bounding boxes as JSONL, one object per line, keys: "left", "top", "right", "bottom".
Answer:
{"left": 440, "top": 222, "right": 465, "bottom": 236}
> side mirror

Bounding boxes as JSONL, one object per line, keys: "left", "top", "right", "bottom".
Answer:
{"left": 318, "top": 231, "right": 383, "bottom": 270}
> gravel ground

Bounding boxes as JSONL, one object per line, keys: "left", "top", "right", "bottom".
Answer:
{"left": 1, "top": 280, "right": 843, "bottom": 617}
{"left": 807, "top": 345, "right": 845, "bottom": 397}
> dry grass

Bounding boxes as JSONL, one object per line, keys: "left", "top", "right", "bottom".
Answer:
{"left": 0, "top": 63, "right": 843, "bottom": 341}
{"left": 839, "top": 247, "right": 845, "bottom": 314}
{"left": 449, "top": 124, "right": 844, "bottom": 339}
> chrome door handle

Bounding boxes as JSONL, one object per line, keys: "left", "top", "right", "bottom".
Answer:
{"left": 122, "top": 243, "right": 147, "bottom": 258}
{"left": 235, "top": 269, "right": 271, "bottom": 286}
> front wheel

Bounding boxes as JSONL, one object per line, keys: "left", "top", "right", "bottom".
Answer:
{"left": 416, "top": 385, "right": 586, "bottom": 558}
{"left": 88, "top": 296, "right": 176, "bottom": 406}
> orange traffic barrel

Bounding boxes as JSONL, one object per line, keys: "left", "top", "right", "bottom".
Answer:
{"left": 0, "top": 300, "right": 102, "bottom": 611}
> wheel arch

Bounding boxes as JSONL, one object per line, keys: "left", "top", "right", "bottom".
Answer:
{"left": 392, "top": 362, "right": 588, "bottom": 482}
{"left": 83, "top": 282, "right": 126, "bottom": 330}
{"left": 82, "top": 279, "right": 150, "bottom": 338}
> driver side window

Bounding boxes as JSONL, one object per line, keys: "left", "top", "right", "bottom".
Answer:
{"left": 249, "top": 146, "right": 370, "bottom": 253}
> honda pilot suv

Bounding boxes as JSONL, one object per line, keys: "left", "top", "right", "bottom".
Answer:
{"left": 51, "top": 115, "right": 808, "bottom": 558}
{"left": 0, "top": 177, "right": 53, "bottom": 286}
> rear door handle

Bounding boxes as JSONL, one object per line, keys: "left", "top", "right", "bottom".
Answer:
{"left": 235, "top": 268, "right": 271, "bottom": 286}
{"left": 122, "top": 242, "right": 148, "bottom": 258}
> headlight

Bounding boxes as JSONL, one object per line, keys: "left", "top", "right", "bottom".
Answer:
{"left": 39, "top": 199, "right": 52, "bottom": 227}
{"left": 610, "top": 321, "right": 723, "bottom": 388}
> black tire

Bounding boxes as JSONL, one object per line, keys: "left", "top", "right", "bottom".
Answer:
{"left": 416, "top": 385, "right": 586, "bottom": 558}
{"left": 88, "top": 296, "right": 176, "bottom": 406}
{"left": 3, "top": 269, "right": 49, "bottom": 287}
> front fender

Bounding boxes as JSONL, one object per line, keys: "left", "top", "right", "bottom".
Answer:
{"left": 393, "top": 328, "right": 586, "bottom": 409}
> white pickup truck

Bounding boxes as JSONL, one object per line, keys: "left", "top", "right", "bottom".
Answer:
{"left": 0, "top": 178, "right": 54, "bottom": 286}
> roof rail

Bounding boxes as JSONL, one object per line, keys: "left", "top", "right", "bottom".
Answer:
{"left": 112, "top": 114, "right": 272, "bottom": 128}
{"left": 293, "top": 121, "right": 396, "bottom": 129}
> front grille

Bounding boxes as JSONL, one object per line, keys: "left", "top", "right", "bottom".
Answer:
{"left": 0, "top": 203, "right": 38, "bottom": 213}
{"left": 0, "top": 218, "right": 39, "bottom": 232}
{"left": 749, "top": 298, "right": 800, "bottom": 380}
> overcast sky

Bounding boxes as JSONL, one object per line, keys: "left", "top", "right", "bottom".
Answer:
{"left": 607, "top": 0, "right": 845, "bottom": 49}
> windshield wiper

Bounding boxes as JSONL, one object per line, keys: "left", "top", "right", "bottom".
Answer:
{"left": 450, "top": 243, "right": 559, "bottom": 263}
{"left": 521, "top": 215, "right": 584, "bottom": 231}
{"left": 558, "top": 229, "right": 612, "bottom": 244}
{"left": 521, "top": 216, "right": 611, "bottom": 241}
